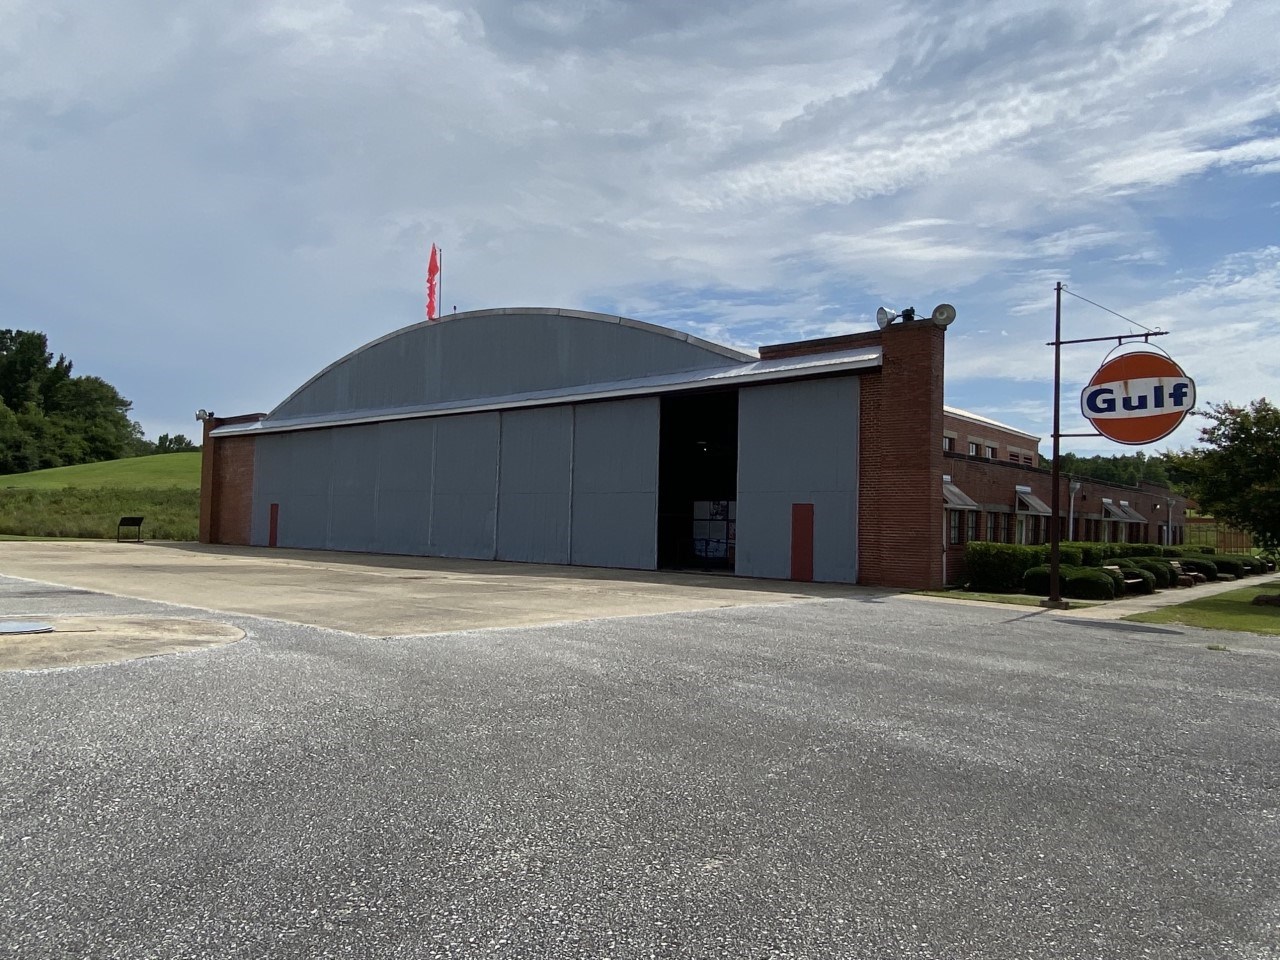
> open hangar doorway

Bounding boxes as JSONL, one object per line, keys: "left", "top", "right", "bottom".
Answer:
{"left": 657, "top": 389, "right": 738, "bottom": 571}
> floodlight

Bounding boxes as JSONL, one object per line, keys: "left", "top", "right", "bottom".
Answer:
{"left": 876, "top": 306, "right": 897, "bottom": 329}
{"left": 930, "top": 303, "right": 957, "bottom": 327}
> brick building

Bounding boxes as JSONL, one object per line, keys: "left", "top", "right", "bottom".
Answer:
{"left": 200, "top": 307, "right": 1186, "bottom": 590}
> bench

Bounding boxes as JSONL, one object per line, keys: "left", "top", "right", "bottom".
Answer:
{"left": 117, "top": 516, "right": 144, "bottom": 543}
{"left": 1103, "top": 564, "right": 1147, "bottom": 593}
{"left": 1167, "top": 560, "right": 1205, "bottom": 586}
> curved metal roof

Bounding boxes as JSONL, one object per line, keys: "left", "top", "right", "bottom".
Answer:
{"left": 264, "top": 308, "right": 757, "bottom": 424}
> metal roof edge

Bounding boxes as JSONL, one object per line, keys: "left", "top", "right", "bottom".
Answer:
{"left": 212, "top": 347, "right": 881, "bottom": 438}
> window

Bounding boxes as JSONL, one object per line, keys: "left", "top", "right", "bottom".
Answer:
{"left": 943, "top": 435, "right": 955, "bottom": 452}
{"left": 1008, "top": 452, "right": 1020, "bottom": 462}
{"left": 966, "top": 510, "right": 979, "bottom": 541}
{"left": 986, "top": 446, "right": 998, "bottom": 459}
{"left": 949, "top": 510, "right": 962, "bottom": 544}
{"left": 1022, "top": 455, "right": 1033, "bottom": 465}
{"left": 986, "top": 512, "right": 1001, "bottom": 542}
{"left": 968, "top": 441, "right": 979, "bottom": 456}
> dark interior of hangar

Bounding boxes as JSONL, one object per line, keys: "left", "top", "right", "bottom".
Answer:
{"left": 658, "top": 390, "right": 739, "bottom": 570}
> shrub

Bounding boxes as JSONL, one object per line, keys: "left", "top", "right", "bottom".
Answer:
{"left": 1065, "top": 568, "right": 1116, "bottom": 600}
{"left": 1118, "top": 544, "right": 1163, "bottom": 558}
{"left": 1057, "top": 544, "right": 1083, "bottom": 566}
{"left": 1023, "top": 564, "right": 1069, "bottom": 597}
{"left": 1121, "top": 566, "right": 1157, "bottom": 594}
{"left": 1219, "top": 553, "right": 1264, "bottom": 575}
{"left": 965, "top": 542, "right": 1045, "bottom": 592}
{"left": 1097, "top": 566, "right": 1126, "bottom": 594}
{"left": 1131, "top": 558, "right": 1174, "bottom": 589}
{"left": 1179, "top": 557, "right": 1219, "bottom": 580}
{"left": 1211, "top": 556, "right": 1249, "bottom": 578}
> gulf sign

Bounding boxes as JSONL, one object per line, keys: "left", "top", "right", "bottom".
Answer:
{"left": 1080, "top": 350, "right": 1195, "bottom": 445}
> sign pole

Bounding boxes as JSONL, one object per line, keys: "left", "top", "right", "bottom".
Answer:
{"left": 1043, "top": 285, "right": 1190, "bottom": 609}
{"left": 1049, "top": 282, "right": 1063, "bottom": 604}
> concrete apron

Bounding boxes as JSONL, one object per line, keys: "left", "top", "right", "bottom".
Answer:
{"left": 0, "top": 541, "right": 883, "bottom": 669}
{"left": 0, "top": 616, "right": 244, "bottom": 672}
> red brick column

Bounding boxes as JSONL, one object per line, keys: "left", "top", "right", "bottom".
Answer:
{"left": 857, "top": 321, "right": 946, "bottom": 589}
{"left": 199, "top": 414, "right": 266, "bottom": 545}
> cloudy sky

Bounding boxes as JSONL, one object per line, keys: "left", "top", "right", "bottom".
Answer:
{"left": 2, "top": 0, "right": 1277, "bottom": 454}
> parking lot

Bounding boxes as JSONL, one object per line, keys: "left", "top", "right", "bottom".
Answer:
{"left": 2, "top": 543, "right": 1279, "bottom": 958}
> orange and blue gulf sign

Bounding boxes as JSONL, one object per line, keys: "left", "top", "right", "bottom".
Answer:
{"left": 1080, "top": 350, "right": 1195, "bottom": 445}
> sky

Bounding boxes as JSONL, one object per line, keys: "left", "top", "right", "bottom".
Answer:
{"left": 2, "top": 0, "right": 1277, "bottom": 455}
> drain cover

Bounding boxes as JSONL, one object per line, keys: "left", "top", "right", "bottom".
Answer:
{"left": 0, "top": 621, "right": 55, "bottom": 635}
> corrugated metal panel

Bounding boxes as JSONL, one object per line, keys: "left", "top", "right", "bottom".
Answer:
{"left": 497, "top": 407, "right": 572, "bottom": 564}
{"left": 373, "top": 419, "right": 433, "bottom": 555}
{"left": 252, "top": 430, "right": 335, "bottom": 550}
{"left": 268, "top": 310, "right": 751, "bottom": 422}
{"left": 326, "top": 427, "right": 380, "bottom": 552}
{"left": 571, "top": 398, "right": 660, "bottom": 569}
{"left": 736, "top": 378, "right": 859, "bottom": 583}
{"left": 429, "top": 413, "right": 500, "bottom": 559}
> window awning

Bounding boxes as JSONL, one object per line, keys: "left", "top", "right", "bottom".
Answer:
{"left": 943, "top": 481, "right": 979, "bottom": 510}
{"left": 1101, "top": 499, "right": 1125, "bottom": 519}
{"left": 1016, "top": 492, "right": 1052, "bottom": 516}
{"left": 1118, "top": 501, "right": 1148, "bottom": 522}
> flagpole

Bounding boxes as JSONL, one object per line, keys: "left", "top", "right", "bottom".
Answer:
{"left": 439, "top": 247, "right": 443, "bottom": 318}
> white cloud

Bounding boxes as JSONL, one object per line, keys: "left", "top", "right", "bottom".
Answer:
{"left": 0, "top": 0, "right": 1278, "bottom": 445}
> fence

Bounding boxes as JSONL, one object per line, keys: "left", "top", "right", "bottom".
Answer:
{"left": 1186, "top": 518, "right": 1254, "bottom": 553}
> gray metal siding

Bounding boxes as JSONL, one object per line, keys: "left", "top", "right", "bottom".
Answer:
{"left": 429, "top": 413, "right": 500, "bottom": 559}
{"left": 497, "top": 407, "right": 572, "bottom": 564}
{"left": 270, "top": 312, "right": 744, "bottom": 421}
{"left": 372, "top": 419, "right": 433, "bottom": 555}
{"left": 250, "top": 398, "right": 660, "bottom": 571}
{"left": 252, "top": 430, "right": 335, "bottom": 550}
{"left": 570, "top": 398, "right": 659, "bottom": 569}
{"left": 736, "top": 378, "right": 859, "bottom": 583}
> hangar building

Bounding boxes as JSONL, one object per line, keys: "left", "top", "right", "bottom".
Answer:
{"left": 199, "top": 307, "right": 1186, "bottom": 590}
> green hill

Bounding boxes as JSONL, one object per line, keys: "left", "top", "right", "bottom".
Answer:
{"left": 0, "top": 454, "right": 202, "bottom": 539}
{"left": 0, "top": 452, "right": 201, "bottom": 490}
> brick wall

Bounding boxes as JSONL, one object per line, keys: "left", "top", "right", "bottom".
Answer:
{"left": 943, "top": 454, "right": 1189, "bottom": 584}
{"left": 199, "top": 414, "right": 264, "bottom": 546}
{"left": 860, "top": 322, "right": 946, "bottom": 588}
{"left": 943, "top": 411, "right": 1041, "bottom": 467}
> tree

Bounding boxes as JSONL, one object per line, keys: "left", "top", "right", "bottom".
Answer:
{"left": 155, "top": 433, "right": 199, "bottom": 453}
{"left": 1166, "top": 399, "right": 1280, "bottom": 549}
{"left": 1058, "top": 450, "right": 1173, "bottom": 488}
{"left": 0, "top": 329, "right": 146, "bottom": 473}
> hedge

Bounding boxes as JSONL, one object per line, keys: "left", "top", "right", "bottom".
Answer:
{"left": 1023, "top": 565, "right": 1116, "bottom": 600}
{"left": 1130, "top": 558, "right": 1174, "bottom": 589}
{"left": 1210, "top": 555, "right": 1254, "bottom": 578}
{"left": 1217, "top": 553, "right": 1264, "bottom": 575}
{"left": 965, "top": 542, "right": 1048, "bottom": 592}
{"left": 1066, "top": 568, "right": 1117, "bottom": 600}
{"left": 1178, "top": 557, "right": 1219, "bottom": 580}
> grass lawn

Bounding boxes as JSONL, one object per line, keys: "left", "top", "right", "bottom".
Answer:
{"left": 0, "top": 454, "right": 201, "bottom": 539}
{"left": 1126, "top": 579, "right": 1280, "bottom": 635}
{"left": 0, "top": 453, "right": 201, "bottom": 490}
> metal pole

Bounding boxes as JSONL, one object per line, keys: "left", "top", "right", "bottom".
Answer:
{"left": 1049, "top": 282, "right": 1063, "bottom": 604}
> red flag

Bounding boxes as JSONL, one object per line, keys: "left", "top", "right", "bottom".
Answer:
{"left": 426, "top": 244, "right": 440, "bottom": 320}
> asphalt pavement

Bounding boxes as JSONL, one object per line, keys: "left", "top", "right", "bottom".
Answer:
{"left": 2, "top": 568, "right": 1279, "bottom": 958}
